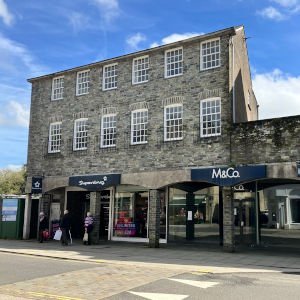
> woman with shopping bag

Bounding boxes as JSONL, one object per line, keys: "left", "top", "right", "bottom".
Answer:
{"left": 38, "top": 212, "right": 48, "bottom": 243}
{"left": 83, "top": 212, "right": 94, "bottom": 245}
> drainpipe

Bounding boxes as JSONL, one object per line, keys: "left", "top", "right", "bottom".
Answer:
{"left": 255, "top": 181, "right": 260, "bottom": 245}
{"left": 231, "top": 36, "right": 236, "bottom": 123}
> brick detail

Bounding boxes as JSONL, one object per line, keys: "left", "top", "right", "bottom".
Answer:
{"left": 129, "top": 102, "right": 149, "bottom": 111}
{"left": 148, "top": 189, "right": 160, "bottom": 248}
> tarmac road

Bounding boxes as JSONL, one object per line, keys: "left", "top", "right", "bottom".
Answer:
{"left": 0, "top": 252, "right": 100, "bottom": 285}
{"left": 0, "top": 252, "right": 300, "bottom": 300}
{"left": 108, "top": 271, "right": 300, "bottom": 300}
{"left": 0, "top": 239, "right": 299, "bottom": 299}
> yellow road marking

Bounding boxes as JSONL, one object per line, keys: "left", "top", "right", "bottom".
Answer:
{"left": 190, "top": 269, "right": 212, "bottom": 275}
{"left": 6, "top": 289, "right": 88, "bottom": 300}
{"left": 0, "top": 251, "right": 104, "bottom": 265}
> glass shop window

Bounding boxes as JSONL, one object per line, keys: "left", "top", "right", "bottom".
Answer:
{"left": 113, "top": 186, "right": 148, "bottom": 238}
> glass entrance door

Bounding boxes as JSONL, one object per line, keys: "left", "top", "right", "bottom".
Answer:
{"left": 234, "top": 196, "right": 256, "bottom": 245}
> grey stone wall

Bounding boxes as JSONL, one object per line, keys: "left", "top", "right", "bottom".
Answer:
{"left": 232, "top": 28, "right": 258, "bottom": 122}
{"left": 148, "top": 189, "right": 160, "bottom": 247}
{"left": 27, "top": 34, "right": 234, "bottom": 181}
{"left": 231, "top": 116, "right": 300, "bottom": 165}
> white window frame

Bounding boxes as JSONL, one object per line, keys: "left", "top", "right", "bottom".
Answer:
{"left": 73, "top": 118, "right": 88, "bottom": 151}
{"left": 200, "top": 97, "right": 221, "bottom": 138}
{"left": 100, "top": 114, "right": 117, "bottom": 148}
{"left": 76, "top": 70, "right": 90, "bottom": 96}
{"left": 103, "top": 63, "right": 118, "bottom": 91}
{"left": 132, "top": 55, "right": 149, "bottom": 85}
{"left": 200, "top": 38, "right": 221, "bottom": 71}
{"left": 164, "top": 47, "right": 183, "bottom": 78}
{"left": 51, "top": 76, "right": 64, "bottom": 101}
{"left": 164, "top": 104, "right": 183, "bottom": 141}
{"left": 48, "top": 122, "right": 62, "bottom": 153}
{"left": 131, "top": 109, "right": 148, "bottom": 145}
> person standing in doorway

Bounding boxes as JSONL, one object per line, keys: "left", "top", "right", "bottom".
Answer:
{"left": 60, "top": 210, "right": 71, "bottom": 246}
{"left": 84, "top": 212, "right": 94, "bottom": 245}
{"left": 39, "top": 212, "right": 48, "bottom": 243}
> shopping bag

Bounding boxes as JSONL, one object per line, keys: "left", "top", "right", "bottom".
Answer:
{"left": 83, "top": 232, "right": 88, "bottom": 242}
{"left": 43, "top": 229, "right": 50, "bottom": 239}
{"left": 53, "top": 229, "right": 62, "bottom": 240}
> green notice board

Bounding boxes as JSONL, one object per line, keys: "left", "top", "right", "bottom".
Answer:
{"left": 0, "top": 198, "right": 25, "bottom": 239}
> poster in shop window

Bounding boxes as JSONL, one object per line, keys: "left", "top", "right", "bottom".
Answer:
{"left": 2, "top": 199, "right": 18, "bottom": 221}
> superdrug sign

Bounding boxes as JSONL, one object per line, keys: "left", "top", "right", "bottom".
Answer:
{"left": 69, "top": 174, "right": 121, "bottom": 191}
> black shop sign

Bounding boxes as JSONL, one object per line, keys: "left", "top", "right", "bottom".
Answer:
{"left": 191, "top": 165, "right": 266, "bottom": 186}
{"left": 69, "top": 174, "right": 121, "bottom": 191}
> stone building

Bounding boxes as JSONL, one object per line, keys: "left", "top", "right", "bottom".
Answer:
{"left": 24, "top": 25, "right": 300, "bottom": 251}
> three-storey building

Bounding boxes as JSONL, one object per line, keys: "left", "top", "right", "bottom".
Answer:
{"left": 25, "top": 25, "right": 277, "bottom": 250}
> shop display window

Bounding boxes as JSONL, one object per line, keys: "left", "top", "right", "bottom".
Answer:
{"left": 113, "top": 185, "right": 148, "bottom": 238}
{"left": 291, "top": 199, "right": 300, "bottom": 223}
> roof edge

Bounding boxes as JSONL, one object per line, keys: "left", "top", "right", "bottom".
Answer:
{"left": 27, "top": 26, "right": 237, "bottom": 83}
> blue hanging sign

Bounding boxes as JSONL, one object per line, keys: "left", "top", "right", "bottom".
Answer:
{"left": 32, "top": 177, "right": 43, "bottom": 193}
{"left": 191, "top": 165, "right": 266, "bottom": 187}
{"left": 69, "top": 173, "right": 121, "bottom": 191}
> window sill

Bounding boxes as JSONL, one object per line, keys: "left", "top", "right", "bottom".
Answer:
{"left": 76, "top": 92, "right": 89, "bottom": 97}
{"left": 132, "top": 80, "right": 148, "bottom": 86}
{"left": 164, "top": 73, "right": 183, "bottom": 79}
{"left": 103, "top": 87, "right": 117, "bottom": 91}
{"left": 200, "top": 66, "right": 221, "bottom": 72}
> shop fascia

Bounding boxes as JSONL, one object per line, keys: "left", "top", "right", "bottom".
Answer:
{"left": 191, "top": 165, "right": 266, "bottom": 186}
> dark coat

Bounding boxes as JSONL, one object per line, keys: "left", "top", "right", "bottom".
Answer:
{"left": 39, "top": 217, "right": 48, "bottom": 230}
{"left": 60, "top": 213, "right": 71, "bottom": 229}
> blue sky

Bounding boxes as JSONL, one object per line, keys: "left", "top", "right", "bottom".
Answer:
{"left": 0, "top": 0, "right": 300, "bottom": 170}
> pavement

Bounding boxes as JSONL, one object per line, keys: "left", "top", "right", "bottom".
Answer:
{"left": 0, "top": 238, "right": 299, "bottom": 274}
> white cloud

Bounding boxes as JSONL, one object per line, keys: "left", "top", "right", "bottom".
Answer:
{"left": 6, "top": 164, "right": 23, "bottom": 171}
{"left": 126, "top": 33, "right": 146, "bottom": 50}
{"left": 270, "top": 0, "right": 298, "bottom": 7}
{"left": 68, "top": 12, "right": 90, "bottom": 32}
{"left": 258, "top": 1, "right": 300, "bottom": 20}
{"left": 0, "top": 0, "right": 14, "bottom": 26}
{"left": 0, "top": 34, "right": 46, "bottom": 76}
{"left": 257, "top": 6, "right": 286, "bottom": 20}
{"left": 253, "top": 69, "right": 300, "bottom": 120}
{"left": 91, "top": 0, "right": 120, "bottom": 23}
{"left": 150, "top": 32, "right": 204, "bottom": 48}
{"left": 0, "top": 101, "right": 30, "bottom": 127}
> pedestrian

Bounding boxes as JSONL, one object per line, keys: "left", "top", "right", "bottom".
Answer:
{"left": 38, "top": 212, "right": 48, "bottom": 243}
{"left": 60, "top": 210, "right": 71, "bottom": 246}
{"left": 84, "top": 212, "right": 94, "bottom": 245}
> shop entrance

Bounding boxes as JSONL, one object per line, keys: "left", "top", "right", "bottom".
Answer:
{"left": 67, "top": 191, "right": 90, "bottom": 239}
{"left": 67, "top": 190, "right": 111, "bottom": 240}
{"left": 259, "top": 182, "right": 300, "bottom": 250}
{"left": 168, "top": 183, "right": 221, "bottom": 244}
{"left": 99, "top": 190, "right": 110, "bottom": 240}
{"left": 234, "top": 198, "right": 256, "bottom": 245}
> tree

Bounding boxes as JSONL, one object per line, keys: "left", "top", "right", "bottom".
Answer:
{"left": 0, "top": 166, "right": 26, "bottom": 195}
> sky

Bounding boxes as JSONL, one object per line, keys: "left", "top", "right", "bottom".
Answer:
{"left": 0, "top": 0, "right": 300, "bottom": 170}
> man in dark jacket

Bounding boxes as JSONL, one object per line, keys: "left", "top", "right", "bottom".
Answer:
{"left": 60, "top": 210, "right": 71, "bottom": 246}
{"left": 39, "top": 212, "right": 48, "bottom": 243}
